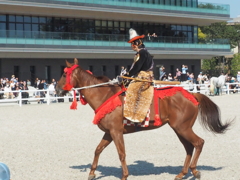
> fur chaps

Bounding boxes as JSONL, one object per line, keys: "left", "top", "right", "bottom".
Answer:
{"left": 124, "top": 71, "right": 153, "bottom": 122}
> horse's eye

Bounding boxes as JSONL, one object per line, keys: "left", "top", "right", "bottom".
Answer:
{"left": 63, "top": 74, "right": 66, "bottom": 78}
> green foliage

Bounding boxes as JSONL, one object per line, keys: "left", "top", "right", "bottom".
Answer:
{"left": 202, "top": 57, "right": 229, "bottom": 76}
{"left": 198, "top": 3, "right": 224, "bottom": 10}
{"left": 198, "top": 28, "right": 206, "bottom": 39}
{"left": 231, "top": 53, "right": 240, "bottom": 75}
{"left": 200, "top": 22, "right": 240, "bottom": 48}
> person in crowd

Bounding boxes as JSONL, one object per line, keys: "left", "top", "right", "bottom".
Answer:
{"left": 147, "top": 33, "right": 151, "bottom": 41}
{"left": 52, "top": 78, "right": 57, "bottom": 88}
{"left": 159, "top": 66, "right": 165, "bottom": 80}
{"left": 27, "top": 79, "right": 31, "bottom": 86}
{"left": 120, "top": 66, "right": 127, "bottom": 76}
{"left": 0, "top": 79, "right": 5, "bottom": 99}
{"left": 237, "top": 71, "right": 240, "bottom": 82}
{"left": 167, "top": 73, "right": 173, "bottom": 81}
{"left": 34, "top": 78, "right": 40, "bottom": 88}
{"left": 181, "top": 64, "right": 188, "bottom": 82}
{"left": 175, "top": 68, "right": 181, "bottom": 81}
{"left": 4, "top": 83, "right": 14, "bottom": 99}
{"left": 197, "top": 72, "right": 204, "bottom": 84}
{"left": 230, "top": 77, "right": 237, "bottom": 93}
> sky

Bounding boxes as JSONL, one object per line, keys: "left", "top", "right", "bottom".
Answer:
{"left": 200, "top": 0, "right": 240, "bottom": 18}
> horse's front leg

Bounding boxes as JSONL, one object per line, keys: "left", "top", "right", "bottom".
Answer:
{"left": 88, "top": 133, "right": 113, "bottom": 180}
{"left": 110, "top": 130, "right": 128, "bottom": 180}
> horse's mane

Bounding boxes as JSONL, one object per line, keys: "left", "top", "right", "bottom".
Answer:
{"left": 96, "top": 76, "right": 111, "bottom": 82}
{"left": 78, "top": 67, "right": 110, "bottom": 84}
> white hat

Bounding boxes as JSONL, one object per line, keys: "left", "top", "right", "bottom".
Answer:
{"left": 128, "top": 28, "right": 145, "bottom": 43}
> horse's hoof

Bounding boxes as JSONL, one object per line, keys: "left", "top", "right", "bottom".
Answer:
{"left": 88, "top": 174, "right": 96, "bottom": 180}
{"left": 194, "top": 171, "right": 201, "bottom": 179}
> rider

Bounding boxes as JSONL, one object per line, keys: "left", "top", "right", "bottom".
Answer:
{"left": 122, "top": 28, "right": 154, "bottom": 123}
{"left": 124, "top": 28, "right": 154, "bottom": 78}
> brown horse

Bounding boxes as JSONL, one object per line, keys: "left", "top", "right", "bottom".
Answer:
{"left": 56, "top": 58, "right": 232, "bottom": 180}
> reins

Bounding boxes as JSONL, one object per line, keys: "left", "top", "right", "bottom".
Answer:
{"left": 72, "top": 79, "right": 119, "bottom": 91}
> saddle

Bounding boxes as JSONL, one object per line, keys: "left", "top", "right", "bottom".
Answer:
{"left": 124, "top": 71, "right": 153, "bottom": 123}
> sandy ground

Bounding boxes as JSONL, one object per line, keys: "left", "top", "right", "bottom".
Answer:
{"left": 0, "top": 94, "right": 240, "bottom": 180}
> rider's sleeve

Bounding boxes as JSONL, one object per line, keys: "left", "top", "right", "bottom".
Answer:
{"left": 126, "top": 50, "right": 146, "bottom": 77}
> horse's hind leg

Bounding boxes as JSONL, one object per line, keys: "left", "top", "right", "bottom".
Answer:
{"left": 174, "top": 133, "right": 194, "bottom": 180}
{"left": 174, "top": 129, "right": 204, "bottom": 180}
{"left": 88, "top": 133, "right": 113, "bottom": 180}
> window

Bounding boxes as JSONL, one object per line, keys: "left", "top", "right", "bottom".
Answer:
{"left": 0, "top": 15, "right": 6, "bottom": 22}
{"left": 30, "top": 66, "right": 35, "bottom": 85}
{"left": 14, "top": 66, "right": 20, "bottom": 79}
{"left": 45, "top": 66, "right": 51, "bottom": 83}
{"left": 88, "top": 65, "right": 93, "bottom": 73}
{"left": 115, "top": 65, "right": 119, "bottom": 77}
{"left": 102, "top": 65, "right": 106, "bottom": 75}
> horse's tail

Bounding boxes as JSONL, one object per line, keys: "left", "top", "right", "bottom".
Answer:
{"left": 192, "top": 93, "right": 232, "bottom": 134}
{"left": 209, "top": 78, "right": 215, "bottom": 94}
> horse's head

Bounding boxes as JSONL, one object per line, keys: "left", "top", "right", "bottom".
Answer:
{"left": 56, "top": 58, "right": 80, "bottom": 96}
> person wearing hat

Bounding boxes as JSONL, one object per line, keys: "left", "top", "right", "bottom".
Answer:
{"left": 123, "top": 28, "right": 154, "bottom": 123}
{"left": 0, "top": 162, "right": 10, "bottom": 180}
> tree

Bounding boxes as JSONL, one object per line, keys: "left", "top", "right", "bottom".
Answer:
{"left": 231, "top": 53, "right": 240, "bottom": 75}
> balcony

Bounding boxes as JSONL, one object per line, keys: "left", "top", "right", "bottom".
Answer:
{"left": 0, "top": 30, "right": 230, "bottom": 50}
{"left": 0, "top": 0, "right": 230, "bottom": 15}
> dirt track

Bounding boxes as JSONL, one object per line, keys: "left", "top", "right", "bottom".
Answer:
{"left": 0, "top": 94, "right": 240, "bottom": 180}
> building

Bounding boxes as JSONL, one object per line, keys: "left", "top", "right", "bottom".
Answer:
{"left": 0, "top": 0, "right": 232, "bottom": 83}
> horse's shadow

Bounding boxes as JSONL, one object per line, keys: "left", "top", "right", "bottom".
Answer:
{"left": 70, "top": 160, "right": 223, "bottom": 179}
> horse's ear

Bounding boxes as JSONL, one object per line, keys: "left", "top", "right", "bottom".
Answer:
{"left": 74, "top": 58, "right": 78, "bottom": 65}
{"left": 66, "top": 60, "right": 72, "bottom": 68}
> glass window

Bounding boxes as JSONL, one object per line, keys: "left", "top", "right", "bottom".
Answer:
{"left": 182, "top": 25, "right": 187, "bottom": 31}
{"left": 171, "top": 25, "right": 177, "bottom": 30}
{"left": 159, "top": 0, "right": 164, "bottom": 5}
{"left": 24, "top": 24, "right": 31, "bottom": 31}
{"left": 16, "top": 16, "right": 23, "bottom": 22}
{"left": 95, "top": 20, "right": 101, "bottom": 26}
{"left": 102, "top": 20, "right": 107, "bottom": 27}
{"left": 120, "top": 21, "right": 125, "bottom": 27}
{"left": 9, "top": 15, "right": 15, "bottom": 22}
{"left": 16, "top": 26, "right": 23, "bottom": 38}
{"left": 0, "top": 22, "right": 6, "bottom": 30}
{"left": 188, "top": 25, "right": 192, "bottom": 31}
{"left": 114, "top": 21, "right": 119, "bottom": 28}
{"left": 171, "top": 0, "right": 175, "bottom": 6}
{"left": 39, "top": 17, "right": 46, "bottom": 24}
{"left": 24, "top": 16, "right": 31, "bottom": 23}
{"left": 0, "top": 15, "right": 6, "bottom": 22}
{"left": 32, "top": 24, "right": 39, "bottom": 31}
{"left": 16, "top": 23, "right": 23, "bottom": 30}
{"left": 126, "top": 22, "right": 130, "bottom": 28}
{"left": 9, "top": 23, "right": 15, "bottom": 30}
{"left": 177, "top": 25, "right": 182, "bottom": 30}
{"left": 0, "top": 23, "right": 6, "bottom": 37}
{"left": 32, "top": 16, "right": 39, "bottom": 23}
{"left": 108, "top": 21, "right": 113, "bottom": 28}
{"left": 182, "top": 0, "right": 187, "bottom": 6}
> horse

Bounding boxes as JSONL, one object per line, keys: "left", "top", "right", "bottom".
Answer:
{"left": 209, "top": 74, "right": 227, "bottom": 96}
{"left": 56, "top": 58, "right": 232, "bottom": 180}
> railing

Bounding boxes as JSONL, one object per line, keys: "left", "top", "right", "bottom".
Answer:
{"left": 0, "top": 82, "right": 239, "bottom": 106}
{"left": 0, "top": 0, "right": 230, "bottom": 15}
{"left": 0, "top": 31, "right": 231, "bottom": 50}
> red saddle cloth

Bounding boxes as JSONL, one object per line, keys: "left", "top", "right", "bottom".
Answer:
{"left": 92, "top": 86, "right": 199, "bottom": 127}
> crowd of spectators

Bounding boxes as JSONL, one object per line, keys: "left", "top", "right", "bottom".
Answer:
{"left": 159, "top": 66, "right": 240, "bottom": 93}
{"left": 0, "top": 75, "right": 58, "bottom": 103}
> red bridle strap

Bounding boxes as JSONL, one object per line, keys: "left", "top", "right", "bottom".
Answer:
{"left": 63, "top": 64, "right": 79, "bottom": 91}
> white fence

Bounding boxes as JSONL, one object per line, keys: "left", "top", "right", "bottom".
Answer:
{"left": 0, "top": 83, "right": 239, "bottom": 107}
